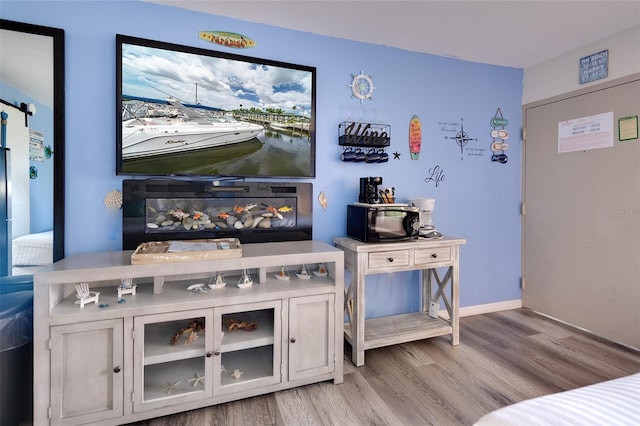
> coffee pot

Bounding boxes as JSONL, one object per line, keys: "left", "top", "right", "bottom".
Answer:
{"left": 359, "top": 176, "right": 382, "bottom": 204}
{"left": 408, "top": 198, "right": 442, "bottom": 238}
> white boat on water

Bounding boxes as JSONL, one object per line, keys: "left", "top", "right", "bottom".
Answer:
{"left": 270, "top": 121, "right": 310, "bottom": 132}
{"left": 122, "top": 99, "right": 264, "bottom": 160}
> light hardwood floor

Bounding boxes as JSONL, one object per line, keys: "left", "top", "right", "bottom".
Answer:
{"left": 129, "top": 308, "right": 640, "bottom": 426}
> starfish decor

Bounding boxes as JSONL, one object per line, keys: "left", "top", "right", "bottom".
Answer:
{"left": 188, "top": 373, "right": 205, "bottom": 387}
{"left": 162, "top": 380, "right": 182, "bottom": 394}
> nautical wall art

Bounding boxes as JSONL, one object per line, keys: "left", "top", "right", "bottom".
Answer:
{"left": 198, "top": 31, "right": 256, "bottom": 48}
{"left": 348, "top": 71, "right": 375, "bottom": 103}
{"left": 445, "top": 118, "right": 477, "bottom": 160}
{"left": 409, "top": 115, "right": 421, "bottom": 160}
{"left": 490, "top": 108, "right": 509, "bottom": 164}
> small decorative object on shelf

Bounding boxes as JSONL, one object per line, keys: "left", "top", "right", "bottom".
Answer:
{"left": 224, "top": 317, "right": 259, "bottom": 331}
{"left": 131, "top": 238, "right": 242, "bottom": 265}
{"left": 162, "top": 380, "right": 182, "bottom": 394}
{"left": 188, "top": 373, "right": 205, "bottom": 387}
{"left": 313, "top": 263, "right": 328, "bottom": 277}
{"left": 208, "top": 272, "right": 227, "bottom": 289}
{"left": 296, "top": 265, "right": 312, "bottom": 280}
{"left": 117, "top": 277, "right": 137, "bottom": 298}
{"left": 231, "top": 369, "right": 244, "bottom": 379}
{"left": 170, "top": 320, "right": 205, "bottom": 345}
{"left": 237, "top": 269, "right": 253, "bottom": 288}
{"left": 74, "top": 282, "right": 100, "bottom": 308}
{"left": 186, "top": 283, "right": 208, "bottom": 293}
{"left": 275, "top": 265, "right": 290, "bottom": 280}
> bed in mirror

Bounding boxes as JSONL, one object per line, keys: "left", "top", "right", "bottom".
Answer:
{"left": 0, "top": 19, "right": 65, "bottom": 277}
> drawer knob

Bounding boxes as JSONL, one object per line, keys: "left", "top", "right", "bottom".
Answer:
{"left": 290, "top": 337, "right": 297, "bottom": 343}
{"left": 113, "top": 366, "right": 121, "bottom": 373}
{"left": 431, "top": 253, "right": 438, "bottom": 258}
{"left": 388, "top": 257, "right": 394, "bottom": 262}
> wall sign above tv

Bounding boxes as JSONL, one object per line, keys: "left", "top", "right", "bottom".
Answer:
{"left": 115, "top": 34, "right": 316, "bottom": 178}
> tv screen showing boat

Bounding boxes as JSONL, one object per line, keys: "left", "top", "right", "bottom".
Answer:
{"left": 116, "top": 34, "right": 316, "bottom": 178}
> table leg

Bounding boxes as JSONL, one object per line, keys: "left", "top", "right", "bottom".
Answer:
{"left": 350, "top": 261, "right": 367, "bottom": 366}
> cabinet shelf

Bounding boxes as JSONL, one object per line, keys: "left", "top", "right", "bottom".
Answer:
{"left": 344, "top": 312, "right": 452, "bottom": 350}
{"left": 220, "top": 346, "right": 275, "bottom": 387}
{"left": 144, "top": 319, "right": 207, "bottom": 365}
{"left": 222, "top": 309, "right": 274, "bottom": 353}
{"left": 144, "top": 358, "right": 206, "bottom": 402}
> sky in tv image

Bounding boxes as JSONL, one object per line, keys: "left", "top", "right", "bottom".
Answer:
{"left": 121, "top": 43, "right": 313, "bottom": 115}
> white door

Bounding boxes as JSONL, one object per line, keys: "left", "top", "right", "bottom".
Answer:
{"left": 289, "top": 294, "right": 335, "bottom": 381}
{"left": 50, "top": 319, "right": 124, "bottom": 425}
{"left": 523, "top": 74, "right": 640, "bottom": 348}
{"left": 214, "top": 300, "right": 282, "bottom": 396}
{"left": 133, "top": 309, "right": 214, "bottom": 412}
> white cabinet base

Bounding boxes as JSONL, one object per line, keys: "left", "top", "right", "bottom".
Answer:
{"left": 35, "top": 241, "right": 344, "bottom": 425}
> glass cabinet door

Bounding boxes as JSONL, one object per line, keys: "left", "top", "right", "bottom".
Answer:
{"left": 214, "top": 300, "right": 282, "bottom": 396}
{"left": 133, "top": 309, "right": 213, "bottom": 412}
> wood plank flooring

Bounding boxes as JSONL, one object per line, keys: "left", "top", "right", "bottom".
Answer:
{"left": 128, "top": 309, "right": 640, "bottom": 426}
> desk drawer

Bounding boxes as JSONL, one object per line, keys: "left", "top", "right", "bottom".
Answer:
{"left": 368, "top": 250, "right": 410, "bottom": 270}
{"left": 414, "top": 247, "right": 451, "bottom": 265}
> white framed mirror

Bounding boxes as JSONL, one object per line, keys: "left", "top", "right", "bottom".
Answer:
{"left": 0, "top": 19, "right": 65, "bottom": 276}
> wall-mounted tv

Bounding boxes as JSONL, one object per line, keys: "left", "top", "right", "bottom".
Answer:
{"left": 116, "top": 34, "right": 316, "bottom": 178}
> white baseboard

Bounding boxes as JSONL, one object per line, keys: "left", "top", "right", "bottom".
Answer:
{"left": 439, "top": 299, "right": 522, "bottom": 320}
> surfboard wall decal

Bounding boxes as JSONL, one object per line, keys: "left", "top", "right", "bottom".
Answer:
{"left": 199, "top": 31, "right": 256, "bottom": 48}
{"left": 409, "top": 114, "right": 422, "bottom": 160}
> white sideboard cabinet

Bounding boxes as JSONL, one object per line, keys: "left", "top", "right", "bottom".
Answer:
{"left": 34, "top": 241, "right": 344, "bottom": 425}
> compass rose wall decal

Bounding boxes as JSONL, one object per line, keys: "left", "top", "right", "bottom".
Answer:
{"left": 445, "top": 118, "right": 477, "bottom": 159}
{"left": 348, "top": 71, "right": 375, "bottom": 103}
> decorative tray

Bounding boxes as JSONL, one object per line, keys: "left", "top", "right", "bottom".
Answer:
{"left": 131, "top": 238, "right": 242, "bottom": 265}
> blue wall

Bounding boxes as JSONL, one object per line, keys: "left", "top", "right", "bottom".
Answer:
{"left": 2, "top": 1, "right": 523, "bottom": 313}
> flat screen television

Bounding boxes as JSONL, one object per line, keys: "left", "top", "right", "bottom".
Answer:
{"left": 116, "top": 34, "right": 316, "bottom": 178}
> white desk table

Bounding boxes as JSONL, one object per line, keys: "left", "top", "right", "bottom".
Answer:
{"left": 334, "top": 236, "right": 466, "bottom": 366}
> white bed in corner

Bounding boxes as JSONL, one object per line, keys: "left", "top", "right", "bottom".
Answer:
{"left": 474, "top": 373, "right": 640, "bottom": 426}
{"left": 11, "top": 230, "right": 53, "bottom": 275}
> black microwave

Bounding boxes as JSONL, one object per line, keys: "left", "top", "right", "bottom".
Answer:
{"left": 346, "top": 204, "right": 420, "bottom": 242}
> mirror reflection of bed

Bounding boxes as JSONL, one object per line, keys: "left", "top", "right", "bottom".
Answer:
{"left": 11, "top": 230, "right": 53, "bottom": 275}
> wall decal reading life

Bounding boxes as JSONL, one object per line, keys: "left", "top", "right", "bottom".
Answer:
{"left": 424, "top": 165, "right": 445, "bottom": 187}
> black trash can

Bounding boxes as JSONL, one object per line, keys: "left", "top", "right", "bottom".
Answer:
{"left": 0, "top": 275, "right": 34, "bottom": 426}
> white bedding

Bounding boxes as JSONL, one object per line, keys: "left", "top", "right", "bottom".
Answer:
{"left": 474, "top": 373, "right": 640, "bottom": 426}
{"left": 11, "top": 230, "right": 53, "bottom": 266}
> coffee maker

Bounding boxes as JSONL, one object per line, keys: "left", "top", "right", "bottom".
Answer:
{"left": 359, "top": 176, "right": 382, "bottom": 204}
{"left": 409, "top": 198, "right": 443, "bottom": 239}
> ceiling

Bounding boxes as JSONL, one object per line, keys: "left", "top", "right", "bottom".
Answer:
{"left": 0, "top": 28, "right": 54, "bottom": 109}
{"left": 2, "top": 1, "right": 639, "bottom": 110}
{"left": 146, "top": 0, "right": 640, "bottom": 69}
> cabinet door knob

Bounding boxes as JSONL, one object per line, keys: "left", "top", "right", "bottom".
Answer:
{"left": 290, "top": 337, "right": 296, "bottom": 343}
{"left": 206, "top": 351, "right": 213, "bottom": 357}
{"left": 214, "top": 350, "right": 221, "bottom": 356}
{"left": 431, "top": 253, "right": 438, "bottom": 258}
{"left": 113, "top": 366, "right": 121, "bottom": 373}
{"left": 388, "top": 257, "right": 394, "bottom": 262}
